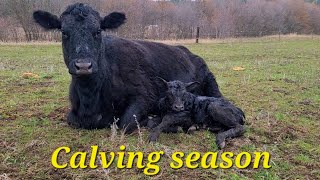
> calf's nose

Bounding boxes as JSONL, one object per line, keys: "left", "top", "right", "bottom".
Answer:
{"left": 174, "top": 104, "right": 184, "bottom": 111}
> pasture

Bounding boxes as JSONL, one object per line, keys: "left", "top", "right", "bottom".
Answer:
{"left": 0, "top": 37, "right": 319, "bottom": 179}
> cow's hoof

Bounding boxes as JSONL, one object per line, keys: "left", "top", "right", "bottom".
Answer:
{"left": 67, "top": 113, "right": 81, "bottom": 129}
{"left": 67, "top": 121, "right": 81, "bottom": 129}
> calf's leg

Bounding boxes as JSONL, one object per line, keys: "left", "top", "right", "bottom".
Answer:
{"left": 208, "top": 103, "right": 245, "bottom": 149}
{"left": 141, "top": 115, "right": 179, "bottom": 133}
{"left": 216, "top": 125, "right": 245, "bottom": 149}
{"left": 148, "top": 112, "right": 192, "bottom": 142}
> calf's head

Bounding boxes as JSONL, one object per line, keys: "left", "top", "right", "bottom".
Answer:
{"left": 33, "top": 3, "right": 126, "bottom": 76}
{"left": 158, "top": 78, "right": 199, "bottom": 112}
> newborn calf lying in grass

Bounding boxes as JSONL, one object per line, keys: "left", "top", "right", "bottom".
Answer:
{"left": 148, "top": 79, "right": 245, "bottom": 149}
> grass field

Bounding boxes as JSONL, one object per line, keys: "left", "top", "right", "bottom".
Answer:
{"left": 0, "top": 38, "right": 319, "bottom": 179}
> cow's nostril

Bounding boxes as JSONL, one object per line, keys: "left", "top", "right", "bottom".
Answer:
{"left": 75, "top": 63, "right": 80, "bottom": 70}
{"left": 88, "top": 63, "right": 92, "bottom": 69}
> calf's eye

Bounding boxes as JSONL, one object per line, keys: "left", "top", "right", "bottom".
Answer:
{"left": 94, "top": 30, "right": 101, "bottom": 38}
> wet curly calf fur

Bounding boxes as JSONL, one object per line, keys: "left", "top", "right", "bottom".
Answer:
{"left": 149, "top": 79, "right": 245, "bottom": 149}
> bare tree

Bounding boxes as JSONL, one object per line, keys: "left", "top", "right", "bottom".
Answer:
{"left": 0, "top": 0, "right": 320, "bottom": 42}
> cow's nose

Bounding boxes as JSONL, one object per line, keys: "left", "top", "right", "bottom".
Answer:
{"left": 75, "top": 62, "right": 92, "bottom": 70}
{"left": 75, "top": 62, "right": 92, "bottom": 75}
{"left": 174, "top": 105, "right": 184, "bottom": 111}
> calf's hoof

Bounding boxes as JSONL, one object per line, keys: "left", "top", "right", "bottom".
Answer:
{"left": 217, "top": 141, "right": 226, "bottom": 149}
{"left": 216, "top": 134, "right": 226, "bottom": 149}
{"left": 146, "top": 116, "right": 161, "bottom": 129}
{"left": 148, "top": 133, "right": 159, "bottom": 142}
{"left": 187, "top": 125, "right": 199, "bottom": 134}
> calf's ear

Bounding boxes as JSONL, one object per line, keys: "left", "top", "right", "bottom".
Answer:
{"left": 101, "top": 12, "right": 126, "bottom": 30}
{"left": 185, "top": 82, "right": 200, "bottom": 91}
{"left": 154, "top": 77, "right": 168, "bottom": 91}
{"left": 33, "top": 11, "right": 61, "bottom": 30}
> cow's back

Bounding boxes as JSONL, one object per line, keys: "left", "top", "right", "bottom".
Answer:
{"left": 105, "top": 36, "right": 210, "bottom": 83}
{"left": 103, "top": 36, "right": 213, "bottom": 113}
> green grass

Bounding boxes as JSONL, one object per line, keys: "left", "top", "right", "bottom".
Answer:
{"left": 0, "top": 38, "right": 320, "bottom": 179}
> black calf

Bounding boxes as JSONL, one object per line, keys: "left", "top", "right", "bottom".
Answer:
{"left": 149, "top": 79, "right": 245, "bottom": 149}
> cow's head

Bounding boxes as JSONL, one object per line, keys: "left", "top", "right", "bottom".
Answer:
{"left": 33, "top": 3, "right": 126, "bottom": 76}
{"left": 158, "top": 78, "right": 199, "bottom": 112}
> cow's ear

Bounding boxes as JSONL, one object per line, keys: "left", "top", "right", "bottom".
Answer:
{"left": 33, "top": 10, "right": 61, "bottom": 30}
{"left": 185, "top": 82, "right": 200, "bottom": 91}
{"left": 101, "top": 12, "right": 126, "bottom": 30}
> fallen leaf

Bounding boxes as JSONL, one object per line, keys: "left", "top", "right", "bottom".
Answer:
{"left": 233, "top": 66, "right": 245, "bottom": 71}
{"left": 22, "top": 72, "right": 39, "bottom": 79}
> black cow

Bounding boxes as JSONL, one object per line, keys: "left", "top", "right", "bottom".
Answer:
{"left": 33, "top": 3, "right": 222, "bottom": 133}
{"left": 148, "top": 79, "right": 245, "bottom": 149}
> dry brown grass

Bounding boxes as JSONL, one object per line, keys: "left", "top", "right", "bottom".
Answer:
{"left": 149, "top": 34, "right": 320, "bottom": 45}
{"left": 0, "top": 34, "right": 319, "bottom": 46}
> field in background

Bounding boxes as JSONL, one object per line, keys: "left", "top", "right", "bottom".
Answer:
{"left": 1, "top": 34, "right": 320, "bottom": 46}
{"left": 0, "top": 37, "right": 319, "bottom": 179}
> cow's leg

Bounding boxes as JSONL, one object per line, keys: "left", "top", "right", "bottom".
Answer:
{"left": 67, "top": 110, "right": 81, "bottom": 128}
{"left": 67, "top": 87, "right": 81, "bottom": 128}
{"left": 67, "top": 109, "right": 112, "bottom": 129}
{"left": 67, "top": 82, "right": 113, "bottom": 129}
{"left": 148, "top": 112, "right": 192, "bottom": 142}
{"left": 204, "top": 73, "right": 223, "bottom": 98}
{"left": 100, "top": 110, "right": 116, "bottom": 128}
{"left": 119, "top": 101, "right": 147, "bottom": 134}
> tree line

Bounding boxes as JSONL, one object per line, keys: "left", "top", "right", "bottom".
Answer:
{"left": 0, "top": 0, "right": 319, "bottom": 42}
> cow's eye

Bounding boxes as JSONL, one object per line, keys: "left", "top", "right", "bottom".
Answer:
{"left": 94, "top": 30, "right": 101, "bottom": 38}
{"left": 61, "top": 31, "right": 69, "bottom": 39}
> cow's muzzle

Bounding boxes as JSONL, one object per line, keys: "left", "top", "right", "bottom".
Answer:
{"left": 74, "top": 59, "right": 93, "bottom": 75}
